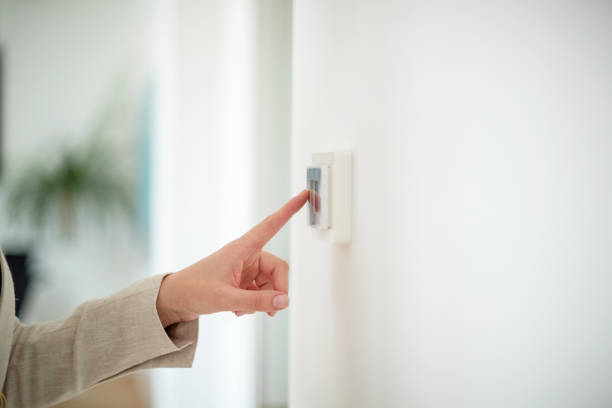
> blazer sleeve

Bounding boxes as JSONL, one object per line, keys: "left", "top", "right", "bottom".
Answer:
{"left": 3, "top": 274, "right": 198, "bottom": 408}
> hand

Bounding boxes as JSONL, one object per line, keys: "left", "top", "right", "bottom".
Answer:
{"left": 156, "top": 190, "right": 309, "bottom": 327}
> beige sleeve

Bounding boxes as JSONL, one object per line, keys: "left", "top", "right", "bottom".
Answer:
{"left": 3, "top": 274, "right": 198, "bottom": 408}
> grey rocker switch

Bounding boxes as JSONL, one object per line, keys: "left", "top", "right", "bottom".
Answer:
{"left": 306, "top": 166, "right": 329, "bottom": 229}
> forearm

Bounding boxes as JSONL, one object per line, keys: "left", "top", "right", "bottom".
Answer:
{"left": 4, "top": 274, "right": 198, "bottom": 408}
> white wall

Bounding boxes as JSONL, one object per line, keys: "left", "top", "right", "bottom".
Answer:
{"left": 290, "top": 2, "right": 612, "bottom": 407}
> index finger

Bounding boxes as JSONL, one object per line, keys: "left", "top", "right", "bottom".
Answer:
{"left": 241, "top": 190, "right": 309, "bottom": 251}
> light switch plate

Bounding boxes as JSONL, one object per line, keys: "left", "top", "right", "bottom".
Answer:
{"left": 307, "top": 151, "right": 352, "bottom": 244}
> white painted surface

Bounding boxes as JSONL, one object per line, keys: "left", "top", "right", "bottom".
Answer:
{"left": 290, "top": 2, "right": 612, "bottom": 407}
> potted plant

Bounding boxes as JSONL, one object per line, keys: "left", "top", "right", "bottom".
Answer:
{"left": 4, "top": 137, "right": 135, "bottom": 315}
{"left": 6, "top": 139, "right": 134, "bottom": 238}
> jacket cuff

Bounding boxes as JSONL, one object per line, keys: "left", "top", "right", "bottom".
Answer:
{"left": 136, "top": 273, "right": 199, "bottom": 365}
{"left": 99, "top": 274, "right": 199, "bottom": 381}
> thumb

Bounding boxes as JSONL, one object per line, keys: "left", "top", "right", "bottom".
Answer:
{"left": 226, "top": 288, "right": 290, "bottom": 313}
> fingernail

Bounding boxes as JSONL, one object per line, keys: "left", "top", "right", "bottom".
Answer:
{"left": 273, "top": 294, "right": 289, "bottom": 309}
{"left": 236, "top": 312, "right": 245, "bottom": 317}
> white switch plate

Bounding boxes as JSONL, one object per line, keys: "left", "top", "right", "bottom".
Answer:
{"left": 307, "top": 151, "right": 352, "bottom": 244}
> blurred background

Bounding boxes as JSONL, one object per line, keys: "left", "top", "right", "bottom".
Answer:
{"left": 0, "top": 0, "right": 291, "bottom": 407}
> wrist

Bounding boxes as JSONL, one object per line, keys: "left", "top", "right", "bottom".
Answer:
{"left": 156, "top": 273, "right": 185, "bottom": 328}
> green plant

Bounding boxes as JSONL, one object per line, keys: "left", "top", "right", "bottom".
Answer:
{"left": 6, "top": 138, "right": 134, "bottom": 237}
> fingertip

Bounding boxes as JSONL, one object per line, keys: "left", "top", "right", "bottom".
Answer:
{"left": 273, "top": 294, "right": 289, "bottom": 309}
{"left": 296, "top": 189, "right": 310, "bottom": 206}
{"left": 231, "top": 288, "right": 289, "bottom": 313}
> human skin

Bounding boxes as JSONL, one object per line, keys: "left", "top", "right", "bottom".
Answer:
{"left": 155, "top": 190, "right": 309, "bottom": 328}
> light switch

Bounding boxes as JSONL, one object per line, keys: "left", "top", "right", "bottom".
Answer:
{"left": 307, "top": 166, "right": 329, "bottom": 229}
{"left": 306, "top": 151, "right": 352, "bottom": 244}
